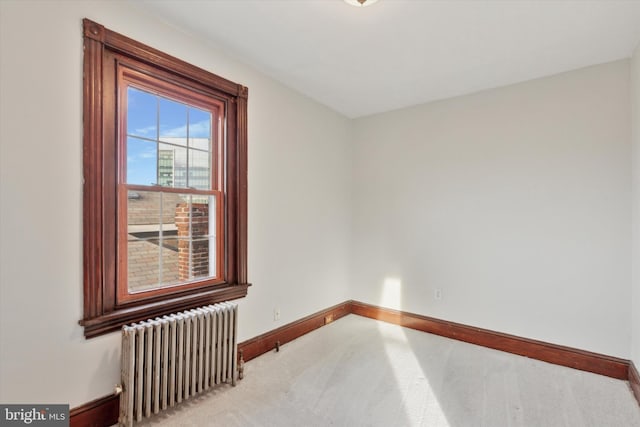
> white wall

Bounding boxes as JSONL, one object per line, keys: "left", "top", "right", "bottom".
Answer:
{"left": 632, "top": 42, "right": 640, "bottom": 368}
{"left": 0, "top": 0, "right": 351, "bottom": 407}
{"left": 0, "top": 0, "right": 636, "bottom": 410}
{"left": 351, "top": 61, "right": 632, "bottom": 358}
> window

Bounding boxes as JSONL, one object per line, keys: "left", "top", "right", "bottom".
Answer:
{"left": 118, "top": 71, "right": 225, "bottom": 302}
{"left": 81, "top": 19, "right": 249, "bottom": 338}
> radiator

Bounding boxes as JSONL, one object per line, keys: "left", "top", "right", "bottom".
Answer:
{"left": 119, "top": 302, "right": 238, "bottom": 426}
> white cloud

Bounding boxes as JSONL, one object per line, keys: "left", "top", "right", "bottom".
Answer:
{"left": 134, "top": 125, "right": 156, "bottom": 136}
{"left": 160, "top": 120, "right": 210, "bottom": 138}
{"left": 128, "top": 148, "right": 156, "bottom": 163}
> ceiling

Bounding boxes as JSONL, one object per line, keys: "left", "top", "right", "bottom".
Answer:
{"left": 135, "top": 0, "right": 640, "bottom": 118}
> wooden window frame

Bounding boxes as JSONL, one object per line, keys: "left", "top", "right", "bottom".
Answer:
{"left": 80, "top": 19, "right": 249, "bottom": 338}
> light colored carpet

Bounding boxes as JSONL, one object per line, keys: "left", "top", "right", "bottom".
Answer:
{"left": 137, "top": 314, "right": 640, "bottom": 426}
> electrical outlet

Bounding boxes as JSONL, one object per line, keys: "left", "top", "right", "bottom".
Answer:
{"left": 434, "top": 288, "right": 443, "bottom": 300}
{"left": 274, "top": 307, "right": 281, "bottom": 321}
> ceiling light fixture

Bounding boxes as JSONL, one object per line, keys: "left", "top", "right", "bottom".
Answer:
{"left": 344, "top": 0, "right": 379, "bottom": 7}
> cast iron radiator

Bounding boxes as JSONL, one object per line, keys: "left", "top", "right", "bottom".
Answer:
{"left": 119, "top": 302, "right": 238, "bottom": 426}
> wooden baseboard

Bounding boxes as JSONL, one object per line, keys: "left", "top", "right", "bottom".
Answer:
{"left": 350, "top": 300, "right": 629, "bottom": 380}
{"left": 237, "top": 301, "right": 352, "bottom": 362}
{"left": 70, "top": 299, "right": 639, "bottom": 425}
{"left": 630, "top": 361, "right": 640, "bottom": 407}
{"left": 70, "top": 393, "right": 119, "bottom": 427}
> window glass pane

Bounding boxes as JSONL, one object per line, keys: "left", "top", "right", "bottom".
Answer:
{"left": 188, "top": 149, "right": 211, "bottom": 190}
{"left": 158, "top": 143, "right": 187, "bottom": 188}
{"left": 174, "top": 194, "right": 217, "bottom": 281}
{"left": 189, "top": 107, "right": 211, "bottom": 151}
{"left": 191, "top": 238, "right": 210, "bottom": 280}
{"left": 159, "top": 97, "right": 187, "bottom": 146}
{"left": 191, "top": 137, "right": 211, "bottom": 152}
{"left": 160, "top": 193, "right": 189, "bottom": 286}
{"left": 128, "top": 236, "right": 161, "bottom": 292}
{"left": 127, "top": 137, "right": 157, "bottom": 186}
{"left": 127, "top": 87, "right": 157, "bottom": 138}
{"left": 159, "top": 235, "right": 180, "bottom": 287}
{"left": 175, "top": 195, "right": 194, "bottom": 281}
{"left": 162, "top": 192, "right": 189, "bottom": 227}
{"left": 127, "top": 190, "right": 162, "bottom": 292}
{"left": 127, "top": 190, "right": 161, "bottom": 230}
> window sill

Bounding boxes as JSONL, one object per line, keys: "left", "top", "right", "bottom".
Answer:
{"left": 79, "top": 283, "right": 250, "bottom": 338}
